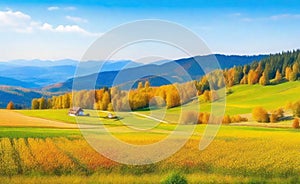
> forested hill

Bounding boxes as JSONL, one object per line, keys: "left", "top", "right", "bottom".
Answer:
{"left": 196, "top": 50, "right": 300, "bottom": 93}
{"left": 31, "top": 50, "right": 300, "bottom": 111}
{"left": 44, "top": 54, "right": 266, "bottom": 92}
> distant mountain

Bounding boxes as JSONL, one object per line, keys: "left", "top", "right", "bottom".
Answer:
{"left": 0, "top": 60, "right": 143, "bottom": 87}
{"left": 45, "top": 54, "right": 267, "bottom": 92}
{"left": 0, "top": 77, "right": 40, "bottom": 88}
{"left": 0, "top": 86, "right": 42, "bottom": 108}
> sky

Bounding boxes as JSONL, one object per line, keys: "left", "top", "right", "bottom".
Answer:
{"left": 0, "top": 0, "right": 300, "bottom": 62}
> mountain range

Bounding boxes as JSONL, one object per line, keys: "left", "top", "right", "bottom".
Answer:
{"left": 0, "top": 54, "right": 267, "bottom": 108}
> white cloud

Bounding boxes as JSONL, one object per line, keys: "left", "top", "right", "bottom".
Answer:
{"left": 0, "top": 10, "right": 33, "bottom": 33}
{"left": 240, "top": 13, "right": 300, "bottom": 22}
{"left": 0, "top": 9, "right": 99, "bottom": 36}
{"left": 47, "top": 6, "right": 59, "bottom": 11}
{"left": 40, "top": 23, "right": 99, "bottom": 36}
{"left": 66, "top": 15, "right": 88, "bottom": 23}
{"left": 269, "top": 14, "right": 300, "bottom": 20}
{"left": 64, "top": 6, "right": 76, "bottom": 11}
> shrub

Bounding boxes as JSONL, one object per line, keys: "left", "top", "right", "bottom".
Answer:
{"left": 199, "top": 112, "right": 210, "bottom": 124}
{"left": 222, "top": 115, "right": 231, "bottom": 124}
{"left": 231, "top": 115, "right": 248, "bottom": 123}
{"left": 181, "top": 111, "right": 199, "bottom": 125}
{"left": 292, "top": 118, "right": 299, "bottom": 129}
{"left": 161, "top": 172, "right": 188, "bottom": 184}
{"left": 270, "top": 113, "right": 278, "bottom": 123}
{"left": 252, "top": 107, "right": 269, "bottom": 123}
{"left": 292, "top": 101, "right": 300, "bottom": 117}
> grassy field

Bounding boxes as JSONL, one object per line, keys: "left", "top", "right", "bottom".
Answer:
{"left": 2, "top": 81, "right": 300, "bottom": 183}
{"left": 0, "top": 123, "right": 299, "bottom": 183}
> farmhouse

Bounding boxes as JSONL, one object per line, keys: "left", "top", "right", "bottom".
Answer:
{"left": 68, "top": 107, "right": 84, "bottom": 116}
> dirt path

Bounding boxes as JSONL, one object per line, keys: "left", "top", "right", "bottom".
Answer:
{"left": 0, "top": 110, "right": 79, "bottom": 128}
{"left": 130, "top": 112, "right": 170, "bottom": 124}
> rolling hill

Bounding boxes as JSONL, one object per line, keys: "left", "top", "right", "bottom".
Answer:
{"left": 0, "top": 60, "right": 142, "bottom": 87}
{"left": 45, "top": 54, "right": 266, "bottom": 92}
{"left": 0, "top": 86, "right": 42, "bottom": 108}
{"left": 0, "top": 76, "right": 40, "bottom": 88}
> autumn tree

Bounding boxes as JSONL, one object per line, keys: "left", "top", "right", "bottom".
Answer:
{"left": 165, "top": 88, "right": 180, "bottom": 108}
{"left": 6, "top": 101, "right": 14, "bottom": 110}
{"left": 181, "top": 111, "right": 199, "bottom": 124}
{"left": 274, "top": 69, "right": 282, "bottom": 83}
{"left": 31, "top": 99, "right": 39, "bottom": 109}
{"left": 292, "top": 118, "right": 299, "bottom": 129}
{"left": 38, "top": 97, "right": 47, "bottom": 109}
{"left": 62, "top": 93, "right": 70, "bottom": 109}
{"left": 202, "top": 90, "right": 210, "bottom": 102}
{"left": 289, "top": 64, "right": 298, "bottom": 81}
{"left": 222, "top": 115, "right": 231, "bottom": 124}
{"left": 137, "top": 81, "right": 143, "bottom": 90}
{"left": 292, "top": 101, "right": 300, "bottom": 117}
{"left": 285, "top": 66, "right": 292, "bottom": 81}
{"left": 247, "top": 69, "right": 259, "bottom": 85}
{"left": 144, "top": 81, "right": 150, "bottom": 89}
{"left": 100, "top": 91, "right": 110, "bottom": 110}
{"left": 259, "top": 72, "right": 269, "bottom": 86}
{"left": 252, "top": 107, "right": 269, "bottom": 123}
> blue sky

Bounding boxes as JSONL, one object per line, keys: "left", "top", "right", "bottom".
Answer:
{"left": 0, "top": 0, "right": 300, "bottom": 62}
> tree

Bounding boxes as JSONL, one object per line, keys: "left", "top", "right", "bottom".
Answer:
{"left": 39, "top": 97, "right": 47, "bottom": 109}
{"left": 62, "top": 93, "right": 70, "bottom": 109}
{"left": 292, "top": 101, "right": 300, "bottom": 117}
{"left": 222, "top": 115, "right": 231, "bottom": 124}
{"left": 31, "top": 99, "right": 39, "bottom": 109}
{"left": 243, "top": 65, "right": 250, "bottom": 75}
{"left": 274, "top": 69, "right": 282, "bottom": 83}
{"left": 202, "top": 90, "right": 210, "bottom": 102}
{"left": 144, "top": 81, "right": 150, "bottom": 89}
{"left": 252, "top": 107, "right": 269, "bottom": 123}
{"left": 101, "top": 91, "right": 110, "bottom": 110}
{"left": 6, "top": 101, "right": 14, "bottom": 110}
{"left": 259, "top": 72, "right": 269, "bottom": 86}
{"left": 292, "top": 118, "right": 299, "bottom": 129}
{"left": 285, "top": 66, "right": 292, "bottom": 80}
{"left": 181, "top": 111, "right": 199, "bottom": 124}
{"left": 137, "top": 81, "right": 143, "bottom": 90}
{"left": 248, "top": 70, "right": 259, "bottom": 85}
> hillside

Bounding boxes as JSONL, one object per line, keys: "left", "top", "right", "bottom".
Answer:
{"left": 182, "top": 81, "right": 300, "bottom": 115}
{"left": 0, "top": 60, "right": 142, "bottom": 87}
{"left": 45, "top": 54, "right": 266, "bottom": 92}
{"left": 0, "top": 76, "right": 40, "bottom": 88}
{"left": 0, "top": 86, "right": 42, "bottom": 108}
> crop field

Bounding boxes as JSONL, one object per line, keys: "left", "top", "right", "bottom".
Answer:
{"left": 2, "top": 82, "right": 300, "bottom": 183}
{"left": 0, "top": 122, "right": 299, "bottom": 183}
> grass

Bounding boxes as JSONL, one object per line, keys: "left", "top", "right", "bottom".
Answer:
{"left": 150, "top": 81, "right": 300, "bottom": 120}
{"left": 1, "top": 173, "right": 298, "bottom": 184}
{"left": 16, "top": 109, "right": 77, "bottom": 124}
{"left": 2, "top": 81, "right": 300, "bottom": 183}
{"left": 0, "top": 125, "right": 299, "bottom": 179}
{"left": 0, "top": 127, "right": 81, "bottom": 138}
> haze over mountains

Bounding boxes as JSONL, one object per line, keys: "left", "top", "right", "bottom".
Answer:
{"left": 0, "top": 54, "right": 266, "bottom": 108}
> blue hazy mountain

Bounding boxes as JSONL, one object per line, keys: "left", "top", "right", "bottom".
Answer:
{"left": 0, "top": 60, "right": 142, "bottom": 87}
{"left": 45, "top": 54, "right": 267, "bottom": 92}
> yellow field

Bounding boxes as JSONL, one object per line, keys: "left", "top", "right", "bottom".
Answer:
{"left": 0, "top": 125, "right": 300, "bottom": 183}
{"left": 0, "top": 110, "right": 77, "bottom": 128}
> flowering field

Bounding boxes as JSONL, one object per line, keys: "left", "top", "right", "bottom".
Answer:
{"left": 0, "top": 125, "right": 299, "bottom": 183}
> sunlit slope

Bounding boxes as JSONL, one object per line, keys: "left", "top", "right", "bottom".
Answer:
{"left": 179, "top": 81, "right": 300, "bottom": 115}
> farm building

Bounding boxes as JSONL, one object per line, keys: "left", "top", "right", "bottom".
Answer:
{"left": 68, "top": 107, "right": 84, "bottom": 116}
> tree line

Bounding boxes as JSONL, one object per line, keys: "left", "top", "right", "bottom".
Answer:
{"left": 31, "top": 50, "right": 300, "bottom": 111}
{"left": 31, "top": 81, "right": 197, "bottom": 111}
{"left": 195, "top": 50, "right": 300, "bottom": 94}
